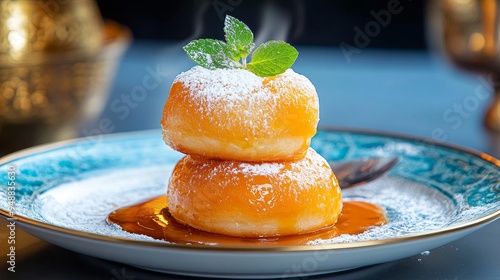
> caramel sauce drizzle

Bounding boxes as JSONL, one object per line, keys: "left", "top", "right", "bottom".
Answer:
{"left": 108, "top": 196, "right": 387, "bottom": 246}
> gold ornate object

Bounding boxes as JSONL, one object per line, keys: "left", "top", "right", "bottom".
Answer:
{"left": 428, "top": 0, "right": 500, "bottom": 131}
{"left": 0, "top": 0, "right": 131, "bottom": 153}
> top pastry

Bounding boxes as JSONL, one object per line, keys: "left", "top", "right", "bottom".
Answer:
{"left": 161, "top": 16, "right": 320, "bottom": 162}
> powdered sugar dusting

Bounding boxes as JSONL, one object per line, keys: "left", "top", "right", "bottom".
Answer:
{"left": 172, "top": 66, "right": 318, "bottom": 137}
{"left": 175, "top": 66, "right": 265, "bottom": 102}
{"left": 286, "top": 148, "right": 332, "bottom": 186}
{"left": 239, "top": 162, "right": 284, "bottom": 176}
{"left": 175, "top": 66, "right": 317, "bottom": 104}
{"left": 181, "top": 147, "right": 332, "bottom": 191}
{"left": 234, "top": 147, "right": 333, "bottom": 191}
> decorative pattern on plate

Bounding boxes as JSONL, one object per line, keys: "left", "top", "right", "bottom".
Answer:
{"left": 312, "top": 131, "right": 500, "bottom": 209}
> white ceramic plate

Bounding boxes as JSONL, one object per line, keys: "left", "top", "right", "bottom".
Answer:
{"left": 1, "top": 129, "right": 499, "bottom": 278}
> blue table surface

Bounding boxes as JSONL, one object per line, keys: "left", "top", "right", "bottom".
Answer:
{"left": 1, "top": 40, "right": 499, "bottom": 280}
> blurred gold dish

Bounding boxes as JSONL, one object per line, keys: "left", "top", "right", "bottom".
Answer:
{"left": 427, "top": 0, "right": 500, "bottom": 131}
{"left": 0, "top": 0, "right": 130, "bottom": 152}
{"left": 0, "top": 0, "right": 103, "bottom": 57}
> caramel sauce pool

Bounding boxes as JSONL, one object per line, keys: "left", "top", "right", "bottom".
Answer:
{"left": 108, "top": 196, "right": 387, "bottom": 246}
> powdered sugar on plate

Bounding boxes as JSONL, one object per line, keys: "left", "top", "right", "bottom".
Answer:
{"left": 33, "top": 165, "right": 174, "bottom": 242}
{"left": 308, "top": 175, "right": 457, "bottom": 245}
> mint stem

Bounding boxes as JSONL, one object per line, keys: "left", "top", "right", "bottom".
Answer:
{"left": 242, "top": 56, "right": 247, "bottom": 68}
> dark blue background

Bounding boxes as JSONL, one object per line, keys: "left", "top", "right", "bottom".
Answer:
{"left": 96, "top": 0, "right": 426, "bottom": 49}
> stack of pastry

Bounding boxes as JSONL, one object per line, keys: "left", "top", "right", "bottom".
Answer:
{"left": 161, "top": 66, "right": 342, "bottom": 237}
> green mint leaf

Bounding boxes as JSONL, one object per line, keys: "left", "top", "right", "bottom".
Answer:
{"left": 247, "top": 40, "right": 299, "bottom": 77}
{"left": 183, "top": 39, "right": 241, "bottom": 70}
{"left": 224, "top": 15, "right": 255, "bottom": 60}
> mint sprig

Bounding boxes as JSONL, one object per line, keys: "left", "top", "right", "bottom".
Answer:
{"left": 183, "top": 15, "right": 298, "bottom": 77}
